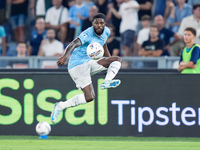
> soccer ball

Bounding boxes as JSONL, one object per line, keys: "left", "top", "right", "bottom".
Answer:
{"left": 87, "top": 42, "right": 104, "bottom": 60}
{"left": 35, "top": 122, "right": 51, "bottom": 136}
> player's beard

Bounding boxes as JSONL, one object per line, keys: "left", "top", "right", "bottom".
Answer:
{"left": 94, "top": 28, "right": 104, "bottom": 36}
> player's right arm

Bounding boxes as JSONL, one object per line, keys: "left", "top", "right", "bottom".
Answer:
{"left": 57, "top": 38, "right": 82, "bottom": 66}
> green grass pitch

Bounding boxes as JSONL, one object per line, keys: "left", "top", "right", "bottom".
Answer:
{"left": 0, "top": 136, "right": 200, "bottom": 150}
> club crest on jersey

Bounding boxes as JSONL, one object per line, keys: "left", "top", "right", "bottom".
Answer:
{"left": 81, "top": 33, "right": 87, "bottom": 38}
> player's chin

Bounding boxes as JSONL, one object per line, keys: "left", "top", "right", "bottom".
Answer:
{"left": 96, "top": 28, "right": 102, "bottom": 32}
{"left": 96, "top": 31, "right": 103, "bottom": 35}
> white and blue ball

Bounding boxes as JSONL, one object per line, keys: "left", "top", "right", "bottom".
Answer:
{"left": 87, "top": 42, "right": 104, "bottom": 60}
{"left": 35, "top": 121, "right": 51, "bottom": 136}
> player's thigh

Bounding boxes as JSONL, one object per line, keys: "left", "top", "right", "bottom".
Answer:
{"left": 90, "top": 59, "right": 107, "bottom": 76}
{"left": 68, "top": 63, "right": 91, "bottom": 89}
{"left": 97, "top": 56, "right": 121, "bottom": 68}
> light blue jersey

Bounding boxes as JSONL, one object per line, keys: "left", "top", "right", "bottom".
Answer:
{"left": 68, "top": 26, "right": 110, "bottom": 70}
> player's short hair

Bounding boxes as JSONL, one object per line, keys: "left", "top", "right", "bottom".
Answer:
{"left": 92, "top": 13, "right": 106, "bottom": 22}
{"left": 150, "top": 24, "right": 159, "bottom": 32}
{"left": 185, "top": 27, "right": 196, "bottom": 36}
{"left": 193, "top": 4, "right": 200, "bottom": 10}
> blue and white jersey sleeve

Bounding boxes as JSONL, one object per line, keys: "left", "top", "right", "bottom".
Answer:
{"left": 78, "top": 28, "right": 92, "bottom": 45}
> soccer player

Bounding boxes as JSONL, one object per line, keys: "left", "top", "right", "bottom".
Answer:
{"left": 178, "top": 27, "right": 200, "bottom": 73}
{"left": 51, "top": 13, "right": 121, "bottom": 123}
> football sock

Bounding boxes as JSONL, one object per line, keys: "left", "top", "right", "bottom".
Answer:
{"left": 58, "top": 94, "right": 87, "bottom": 110}
{"left": 105, "top": 61, "right": 121, "bottom": 81}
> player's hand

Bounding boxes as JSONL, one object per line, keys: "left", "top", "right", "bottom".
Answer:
{"left": 57, "top": 56, "right": 67, "bottom": 66}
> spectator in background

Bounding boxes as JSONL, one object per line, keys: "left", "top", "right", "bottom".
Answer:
{"left": 178, "top": 4, "right": 200, "bottom": 45}
{"left": 109, "top": 0, "right": 139, "bottom": 56}
{"left": 0, "top": 0, "right": 6, "bottom": 24}
{"left": 82, "top": 5, "right": 98, "bottom": 31}
{"left": 136, "top": 0, "right": 152, "bottom": 31}
{"left": 7, "top": 42, "right": 28, "bottom": 69}
{"left": 168, "top": 0, "right": 192, "bottom": 33}
{"left": 62, "top": 0, "right": 75, "bottom": 8}
{"left": 68, "top": 0, "right": 76, "bottom": 8}
{"left": 137, "top": 15, "right": 151, "bottom": 51}
{"left": 137, "top": 0, "right": 152, "bottom": 20}
{"left": 68, "top": 0, "right": 89, "bottom": 42}
{"left": 154, "top": 0, "right": 174, "bottom": 23}
{"left": 7, "top": 0, "right": 29, "bottom": 42}
{"left": 28, "top": 18, "right": 46, "bottom": 56}
{"left": 139, "top": 25, "right": 164, "bottom": 68}
{"left": 107, "top": 0, "right": 123, "bottom": 37}
{"left": 187, "top": 0, "right": 200, "bottom": 6}
{"left": 38, "top": 28, "right": 64, "bottom": 57}
{"left": 139, "top": 24, "right": 164, "bottom": 57}
{"left": 45, "top": 0, "right": 70, "bottom": 44}
{"left": 96, "top": 0, "right": 108, "bottom": 15}
{"left": 107, "top": 24, "right": 120, "bottom": 56}
{"left": 83, "top": 0, "right": 94, "bottom": 9}
{"left": 154, "top": 15, "right": 181, "bottom": 56}
{"left": 0, "top": 25, "right": 6, "bottom": 56}
{"left": 178, "top": 27, "right": 200, "bottom": 73}
{"left": 30, "top": 0, "right": 53, "bottom": 19}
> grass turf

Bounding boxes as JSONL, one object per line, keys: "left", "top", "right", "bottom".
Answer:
{"left": 0, "top": 136, "right": 200, "bottom": 150}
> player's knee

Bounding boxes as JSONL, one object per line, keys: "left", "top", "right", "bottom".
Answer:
{"left": 85, "top": 94, "right": 95, "bottom": 102}
{"left": 85, "top": 97, "right": 94, "bottom": 102}
{"left": 114, "top": 56, "right": 122, "bottom": 63}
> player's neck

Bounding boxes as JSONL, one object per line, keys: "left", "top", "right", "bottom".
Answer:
{"left": 94, "top": 31, "right": 102, "bottom": 37}
{"left": 187, "top": 42, "right": 195, "bottom": 48}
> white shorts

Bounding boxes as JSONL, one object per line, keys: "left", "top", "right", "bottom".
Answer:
{"left": 68, "top": 59, "right": 107, "bottom": 89}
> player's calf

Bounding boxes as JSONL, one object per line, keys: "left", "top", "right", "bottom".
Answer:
{"left": 51, "top": 94, "right": 87, "bottom": 123}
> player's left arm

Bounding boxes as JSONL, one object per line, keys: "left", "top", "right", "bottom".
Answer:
{"left": 103, "top": 43, "right": 111, "bottom": 57}
{"left": 178, "top": 61, "right": 196, "bottom": 71}
{"left": 178, "top": 47, "right": 200, "bottom": 71}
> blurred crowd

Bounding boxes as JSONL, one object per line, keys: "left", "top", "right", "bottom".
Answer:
{"left": 0, "top": 0, "right": 200, "bottom": 68}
